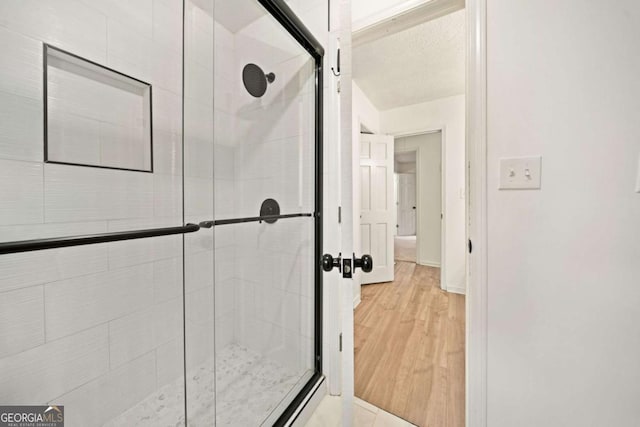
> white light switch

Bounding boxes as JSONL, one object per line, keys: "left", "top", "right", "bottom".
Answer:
{"left": 499, "top": 156, "right": 542, "bottom": 190}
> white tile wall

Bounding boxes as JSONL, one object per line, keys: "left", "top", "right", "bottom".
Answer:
{"left": 156, "top": 338, "right": 183, "bottom": 387}
{"left": 0, "top": 159, "right": 43, "bottom": 225}
{"left": 0, "top": 26, "right": 42, "bottom": 100}
{"left": 0, "top": 324, "right": 109, "bottom": 404}
{"left": 0, "top": 223, "right": 108, "bottom": 293}
{"left": 54, "top": 351, "right": 158, "bottom": 427}
{"left": 44, "top": 264, "right": 154, "bottom": 340}
{"left": 0, "top": 92, "right": 43, "bottom": 162}
{"left": 0, "top": 0, "right": 108, "bottom": 64}
{"left": 0, "top": 0, "right": 191, "bottom": 421}
{"left": 0, "top": 286, "right": 45, "bottom": 358}
{"left": 44, "top": 163, "right": 154, "bottom": 222}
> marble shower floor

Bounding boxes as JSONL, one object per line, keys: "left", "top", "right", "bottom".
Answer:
{"left": 106, "top": 344, "right": 305, "bottom": 426}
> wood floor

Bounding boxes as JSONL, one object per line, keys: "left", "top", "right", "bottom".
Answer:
{"left": 354, "top": 262, "right": 465, "bottom": 427}
{"left": 394, "top": 236, "right": 417, "bottom": 263}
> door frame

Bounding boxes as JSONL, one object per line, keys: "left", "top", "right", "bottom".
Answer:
{"left": 466, "top": 0, "right": 488, "bottom": 425}
{"left": 393, "top": 128, "right": 446, "bottom": 291}
{"left": 337, "top": 0, "right": 488, "bottom": 425}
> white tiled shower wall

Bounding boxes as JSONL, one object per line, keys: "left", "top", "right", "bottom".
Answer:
{"left": 211, "top": 4, "right": 318, "bottom": 379}
{"left": 0, "top": 1, "right": 206, "bottom": 426}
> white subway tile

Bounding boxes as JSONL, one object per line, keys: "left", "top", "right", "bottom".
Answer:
{"left": 186, "top": 285, "right": 214, "bottom": 324}
{"left": 153, "top": 174, "right": 182, "bottom": 219}
{"left": 185, "top": 138, "right": 214, "bottom": 179}
{"left": 55, "top": 351, "right": 157, "bottom": 427}
{"left": 44, "top": 264, "right": 154, "bottom": 340}
{"left": 215, "top": 278, "right": 235, "bottom": 319}
{"left": 105, "top": 218, "right": 182, "bottom": 270}
{"left": 47, "top": 110, "right": 102, "bottom": 166}
{"left": 156, "top": 338, "right": 183, "bottom": 387}
{"left": 214, "top": 225, "right": 235, "bottom": 249}
{"left": 0, "top": 0, "right": 108, "bottom": 64}
{"left": 0, "top": 324, "right": 109, "bottom": 404}
{"left": 0, "top": 92, "right": 42, "bottom": 162}
{"left": 184, "top": 176, "right": 213, "bottom": 217}
{"left": 0, "top": 286, "right": 45, "bottom": 358}
{"left": 0, "top": 159, "right": 43, "bottom": 225}
{"left": 185, "top": 61, "right": 213, "bottom": 107}
{"left": 0, "top": 222, "right": 108, "bottom": 293}
{"left": 215, "top": 311, "right": 234, "bottom": 350}
{"left": 152, "top": 0, "right": 183, "bottom": 54}
{"left": 214, "top": 246, "right": 235, "bottom": 282}
{"left": 153, "top": 88, "right": 182, "bottom": 136}
{"left": 153, "top": 297, "right": 183, "bottom": 346}
{"left": 214, "top": 178, "right": 236, "bottom": 217}
{"left": 153, "top": 257, "right": 183, "bottom": 303}
{"left": 213, "top": 144, "right": 236, "bottom": 179}
{"left": 152, "top": 44, "right": 182, "bottom": 95}
{"left": 153, "top": 129, "right": 182, "bottom": 175}
{"left": 0, "top": 26, "right": 42, "bottom": 100}
{"left": 185, "top": 103, "right": 214, "bottom": 148}
{"left": 184, "top": 249, "right": 214, "bottom": 293}
{"left": 100, "top": 123, "right": 150, "bottom": 171}
{"left": 108, "top": 308, "right": 155, "bottom": 368}
{"left": 214, "top": 110, "right": 235, "bottom": 146}
{"left": 44, "top": 163, "right": 153, "bottom": 222}
{"left": 185, "top": 320, "right": 213, "bottom": 370}
{"left": 83, "top": 0, "right": 153, "bottom": 39}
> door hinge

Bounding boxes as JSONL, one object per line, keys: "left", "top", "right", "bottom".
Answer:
{"left": 339, "top": 333, "right": 342, "bottom": 352}
{"left": 338, "top": 206, "right": 342, "bottom": 223}
{"left": 468, "top": 239, "right": 473, "bottom": 253}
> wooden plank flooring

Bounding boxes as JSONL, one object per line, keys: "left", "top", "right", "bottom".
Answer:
{"left": 354, "top": 261, "right": 465, "bottom": 427}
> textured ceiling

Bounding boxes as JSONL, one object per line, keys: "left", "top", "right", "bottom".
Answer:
{"left": 353, "top": 9, "right": 465, "bottom": 111}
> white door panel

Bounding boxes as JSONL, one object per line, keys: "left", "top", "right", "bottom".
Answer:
{"left": 397, "top": 173, "right": 416, "bottom": 236}
{"left": 360, "top": 133, "right": 394, "bottom": 284}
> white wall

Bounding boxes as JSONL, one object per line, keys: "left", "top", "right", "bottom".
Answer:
{"left": 486, "top": 1, "right": 640, "bottom": 425}
{"left": 395, "top": 132, "right": 442, "bottom": 266}
{"left": 353, "top": 81, "right": 381, "bottom": 305}
{"left": 381, "top": 94, "right": 465, "bottom": 293}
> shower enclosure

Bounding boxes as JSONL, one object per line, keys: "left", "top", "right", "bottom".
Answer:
{"left": 0, "top": 0, "right": 323, "bottom": 425}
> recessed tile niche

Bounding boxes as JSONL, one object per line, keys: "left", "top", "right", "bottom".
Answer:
{"left": 44, "top": 44, "right": 153, "bottom": 172}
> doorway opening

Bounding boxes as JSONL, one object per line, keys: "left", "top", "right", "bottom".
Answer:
{"left": 351, "top": 4, "right": 466, "bottom": 426}
{"left": 394, "top": 149, "right": 417, "bottom": 263}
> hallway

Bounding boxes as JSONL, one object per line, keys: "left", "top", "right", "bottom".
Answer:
{"left": 354, "top": 262, "right": 464, "bottom": 427}
{"left": 394, "top": 236, "right": 417, "bottom": 263}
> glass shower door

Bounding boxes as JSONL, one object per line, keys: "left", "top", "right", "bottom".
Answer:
{"left": 209, "top": 0, "right": 323, "bottom": 424}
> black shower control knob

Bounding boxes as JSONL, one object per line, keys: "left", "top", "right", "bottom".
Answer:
{"left": 322, "top": 253, "right": 341, "bottom": 272}
{"left": 354, "top": 254, "right": 373, "bottom": 273}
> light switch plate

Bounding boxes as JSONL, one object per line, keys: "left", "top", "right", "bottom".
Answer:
{"left": 499, "top": 156, "right": 542, "bottom": 190}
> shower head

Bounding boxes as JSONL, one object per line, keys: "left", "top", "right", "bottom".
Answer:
{"left": 242, "top": 63, "right": 275, "bottom": 98}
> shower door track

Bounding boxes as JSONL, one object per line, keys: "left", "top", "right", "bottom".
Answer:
{"left": 0, "top": 223, "right": 201, "bottom": 255}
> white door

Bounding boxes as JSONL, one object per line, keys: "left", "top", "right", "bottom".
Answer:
{"left": 360, "top": 133, "right": 395, "bottom": 284}
{"left": 397, "top": 173, "right": 416, "bottom": 235}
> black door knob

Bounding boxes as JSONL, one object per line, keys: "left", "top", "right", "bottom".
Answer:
{"left": 322, "top": 253, "right": 342, "bottom": 272}
{"left": 353, "top": 254, "right": 373, "bottom": 273}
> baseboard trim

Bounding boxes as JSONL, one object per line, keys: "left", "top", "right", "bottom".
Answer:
{"left": 418, "top": 259, "right": 441, "bottom": 268}
{"left": 447, "top": 284, "right": 466, "bottom": 295}
{"left": 353, "top": 294, "right": 361, "bottom": 308}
